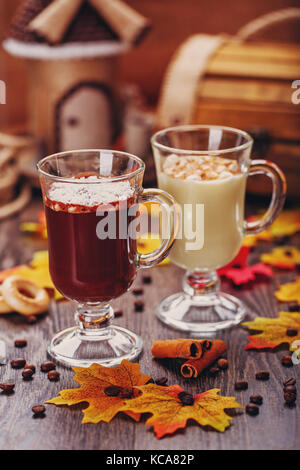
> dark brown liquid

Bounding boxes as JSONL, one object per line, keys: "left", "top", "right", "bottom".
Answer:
{"left": 45, "top": 199, "right": 137, "bottom": 303}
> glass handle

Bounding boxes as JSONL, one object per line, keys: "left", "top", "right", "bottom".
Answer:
{"left": 245, "top": 159, "right": 286, "bottom": 235}
{"left": 137, "top": 188, "right": 180, "bottom": 268}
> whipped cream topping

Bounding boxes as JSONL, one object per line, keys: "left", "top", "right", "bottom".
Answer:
{"left": 48, "top": 176, "right": 135, "bottom": 207}
{"left": 163, "top": 154, "right": 239, "bottom": 181}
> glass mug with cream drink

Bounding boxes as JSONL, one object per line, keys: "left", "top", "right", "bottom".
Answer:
{"left": 152, "top": 125, "right": 286, "bottom": 334}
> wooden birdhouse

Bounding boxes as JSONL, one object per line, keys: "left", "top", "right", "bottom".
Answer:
{"left": 3, "top": 0, "right": 150, "bottom": 154}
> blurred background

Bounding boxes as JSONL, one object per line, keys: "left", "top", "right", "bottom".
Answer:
{"left": 0, "top": 0, "right": 299, "bottom": 218}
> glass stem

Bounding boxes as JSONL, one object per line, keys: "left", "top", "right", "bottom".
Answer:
{"left": 183, "top": 270, "right": 220, "bottom": 297}
{"left": 75, "top": 303, "right": 114, "bottom": 338}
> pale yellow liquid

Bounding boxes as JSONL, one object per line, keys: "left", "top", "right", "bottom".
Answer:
{"left": 158, "top": 172, "right": 247, "bottom": 271}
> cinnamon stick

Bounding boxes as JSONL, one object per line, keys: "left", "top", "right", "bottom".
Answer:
{"left": 180, "top": 340, "right": 227, "bottom": 378}
{"left": 151, "top": 339, "right": 213, "bottom": 360}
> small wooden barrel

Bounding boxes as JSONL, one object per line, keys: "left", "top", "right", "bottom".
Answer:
{"left": 157, "top": 9, "right": 300, "bottom": 199}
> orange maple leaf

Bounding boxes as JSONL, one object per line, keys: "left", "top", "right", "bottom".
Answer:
{"left": 121, "top": 384, "right": 242, "bottom": 438}
{"left": 243, "top": 312, "right": 300, "bottom": 351}
{"left": 261, "top": 247, "right": 300, "bottom": 270}
{"left": 46, "top": 360, "right": 151, "bottom": 424}
{"left": 275, "top": 277, "right": 300, "bottom": 305}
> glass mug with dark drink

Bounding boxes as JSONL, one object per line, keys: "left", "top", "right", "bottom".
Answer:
{"left": 38, "top": 150, "right": 178, "bottom": 367}
{"left": 152, "top": 125, "right": 286, "bottom": 334}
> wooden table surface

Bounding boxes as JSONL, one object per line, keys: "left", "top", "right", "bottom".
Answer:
{"left": 0, "top": 198, "right": 299, "bottom": 451}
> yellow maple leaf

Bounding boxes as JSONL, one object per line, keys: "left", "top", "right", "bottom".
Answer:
{"left": 46, "top": 360, "right": 151, "bottom": 424}
{"left": 261, "top": 247, "right": 300, "bottom": 269}
{"left": 244, "top": 210, "right": 300, "bottom": 246}
{"left": 121, "top": 385, "right": 242, "bottom": 438}
{"left": 243, "top": 311, "right": 300, "bottom": 351}
{"left": 275, "top": 277, "right": 300, "bottom": 306}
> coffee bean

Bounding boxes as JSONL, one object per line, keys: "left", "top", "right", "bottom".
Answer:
{"left": 41, "top": 361, "right": 56, "bottom": 372}
{"left": 11, "top": 358, "right": 26, "bottom": 369}
{"left": 246, "top": 403, "right": 259, "bottom": 416}
{"left": 26, "top": 315, "right": 37, "bottom": 324}
{"left": 286, "top": 328, "right": 298, "bottom": 337}
{"left": 284, "top": 391, "right": 297, "bottom": 404}
{"left": 0, "top": 382, "right": 15, "bottom": 393}
{"left": 114, "top": 310, "right": 123, "bottom": 318}
{"left": 281, "top": 355, "right": 293, "bottom": 367}
{"left": 208, "top": 367, "right": 219, "bottom": 377}
{"left": 142, "top": 276, "right": 152, "bottom": 284}
{"left": 24, "top": 364, "right": 36, "bottom": 373}
{"left": 284, "top": 385, "right": 297, "bottom": 394}
{"left": 178, "top": 391, "right": 194, "bottom": 406}
{"left": 48, "top": 370, "right": 60, "bottom": 382}
{"left": 14, "top": 339, "right": 27, "bottom": 348}
{"left": 250, "top": 394, "right": 263, "bottom": 405}
{"left": 32, "top": 405, "right": 45, "bottom": 415}
{"left": 217, "top": 358, "right": 229, "bottom": 370}
{"left": 235, "top": 381, "right": 248, "bottom": 391}
{"left": 283, "top": 377, "right": 296, "bottom": 386}
{"left": 133, "top": 288, "right": 144, "bottom": 296}
{"left": 288, "top": 304, "right": 300, "bottom": 312}
{"left": 104, "top": 385, "right": 122, "bottom": 397}
{"left": 146, "top": 378, "right": 155, "bottom": 384}
{"left": 119, "top": 389, "right": 133, "bottom": 399}
{"left": 134, "top": 300, "right": 144, "bottom": 312}
{"left": 22, "top": 368, "right": 34, "bottom": 380}
{"left": 284, "top": 250, "right": 293, "bottom": 257}
{"left": 255, "top": 370, "right": 270, "bottom": 381}
{"left": 155, "top": 377, "right": 168, "bottom": 386}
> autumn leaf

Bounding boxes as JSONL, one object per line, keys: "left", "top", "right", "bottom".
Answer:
{"left": 20, "top": 210, "right": 47, "bottom": 239}
{"left": 243, "top": 311, "right": 300, "bottom": 351}
{"left": 261, "top": 247, "right": 300, "bottom": 270}
{"left": 275, "top": 277, "right": 300, "bottom": 305}
{"left": 46, "top": 360, "right": 151, "bottom": 424}
{"left": 121, "top": 384, "right": 242, "bottom": 438}
{"left": 217, "top": 246, "right": 273, "bottom": 285}
{"left": 244, "top": 210, "right": 300, "bottom": 246}
{"left": 0, "top": 250, "right": 63, "bottom": 300}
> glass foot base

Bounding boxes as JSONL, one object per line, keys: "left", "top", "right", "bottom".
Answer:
{"left": 47, "top": 325, "right": 143, "bottom": 368}
{"left": 157, "top": 291, "right": 246, "bottom": 335}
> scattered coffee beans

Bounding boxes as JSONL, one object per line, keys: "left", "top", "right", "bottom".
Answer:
{"left": 133, "top": 288, "right": 144, "bottom": 296}
{"left": 246, "top": 403, "right": 259, "bottom": 416}
{"left": 250, "top": 394, "right": 263, "bottom": 405}
{"left": 284, "top": 391, "right": 297, "bottom": 404}
{"left": 48, "top": 370, "right": 60, "bottom": 382}
{"left": 281, "top": 355, "right": 293, "bottom": 367}
{"left": 284, "top": 385, "right": 297, "bottom": 394}
{"left": 134, "top": 300, "right": 144, "bottom": 312}
{"left": 14, "top": 339, "right": 27, "bottom": 348}
{"left": 283, "top": 377, "right": 296, "bottom": 387}
{"left": 32, "top": 405, "right": 45, "bottom": 415}
{"left": 22, "top": 368, "right": 34, "bottom": 380}
{"left": 26, "top": 315, "right": 37, "bottom": 324}
{"left": 24, "top": 364, "right": 36, "bottom": 373}
{"left": 0, "top": 382, "right": 15, "bottom": 393}
{"left": 142, "top": 276, "right": 152, "bottom": 284}
{"left": 11, "top": 358, "right": 26, "bottom": 369}
{"left": 155, "top": 377, "right": 168, "bottom": 386}
{"left": 235, "top": 381, "right": 248, "bottom": 391}
{"left": 255, "top": 370, "right": 270, "bottom": 381}
{"left": 178, "top": 391, "right": 194, "bottom": 406}
{"left": 41, "top": 361, "right": 56, "bottom": 372}
{"left": 286, "top": 328, "right": 298, "bottom": 337}
{"left": 114, "top": 310, "right": 123, "bottom": 318}
{"left": 104, "top": 385, "right": 122, "bottom": 397}
{"left": 217, "top": 358, "right": 228, "bottom": 370}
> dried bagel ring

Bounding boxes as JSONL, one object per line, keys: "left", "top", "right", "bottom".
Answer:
{"left": 1, "top": 276, "right": 50, "bottom": 315}
{"left": 0, "top": 284, "right": 13, "bottom": 314}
